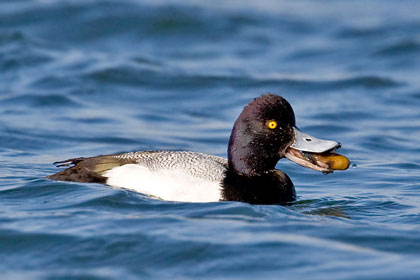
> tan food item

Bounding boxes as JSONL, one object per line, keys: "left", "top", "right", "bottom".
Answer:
{"left": 312, "top": 153, "right": 350, "bottom": 170}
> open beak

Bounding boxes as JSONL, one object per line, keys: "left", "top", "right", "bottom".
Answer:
{"left": 284, "top": 127, "right": 350, "bottom": 174}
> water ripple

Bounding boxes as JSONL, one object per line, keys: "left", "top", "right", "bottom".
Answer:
{"left": 375, "top": 40, "right": 420, "bottom": 56}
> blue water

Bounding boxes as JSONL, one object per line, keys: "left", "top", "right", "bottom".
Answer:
{"left": 1, "top": 0, "right": 420, "bottom": 279}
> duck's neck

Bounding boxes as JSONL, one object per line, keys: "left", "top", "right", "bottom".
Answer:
{"left": 221, "top": 169, "right": 296, "bottom": 204}
{"left": 227, "top": 122, "right": 280, "bottom": 177}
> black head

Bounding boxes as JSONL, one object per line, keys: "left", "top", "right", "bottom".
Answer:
{"left": 228, "top": 94, "right": 296, "bottom": 176}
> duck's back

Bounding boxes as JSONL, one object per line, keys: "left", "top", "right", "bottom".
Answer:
{"left": 48, "top": 151, "right": 228, "bottom": 202}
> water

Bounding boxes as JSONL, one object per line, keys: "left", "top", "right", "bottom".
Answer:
{"left": 1, "top": 0, "right": 420, "bottom": 279}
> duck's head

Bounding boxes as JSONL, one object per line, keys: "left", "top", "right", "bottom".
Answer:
{"left": 228, "top": 94, "right": 349, "bottom": 176}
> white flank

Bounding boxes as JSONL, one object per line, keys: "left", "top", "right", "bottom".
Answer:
{"left": 103, "top": 164, "right": 222, "bottom": 202}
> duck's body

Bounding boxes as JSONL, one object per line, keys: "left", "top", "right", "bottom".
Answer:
{"left": 50, "top": 151, "right": 227, "bottom": 202}
{"left": 48, "top": 150, "right": 295, "bottom": 203}
{"left": 48, "top": 94, "right": 349, "bottom": 204}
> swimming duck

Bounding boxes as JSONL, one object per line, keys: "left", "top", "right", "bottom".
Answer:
{"left": 48, "top": 94, "right": 349, "bottom": 204}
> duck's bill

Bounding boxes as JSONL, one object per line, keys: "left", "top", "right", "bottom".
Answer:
{"left": 285, "top": 127, "right": 350, "bottom": 173}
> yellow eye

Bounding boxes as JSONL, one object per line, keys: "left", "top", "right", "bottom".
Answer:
{"left": 267, "top": 120, "right": 277, "bottom": 129}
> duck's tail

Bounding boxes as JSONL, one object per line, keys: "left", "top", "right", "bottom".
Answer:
{"left": 47, "top": 155, "right": 135, "bottom": 183}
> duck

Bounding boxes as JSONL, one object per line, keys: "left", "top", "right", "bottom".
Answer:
{"left": 48, "top": 94, "right": 350, "bottom": 204}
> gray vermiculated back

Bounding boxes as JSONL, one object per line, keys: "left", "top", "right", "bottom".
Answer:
{"left": 113, "top": 151, "right": 228, "bottom": 181}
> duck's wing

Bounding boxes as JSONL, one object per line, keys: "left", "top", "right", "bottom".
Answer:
{"left": 47, "top": 151, "right": 228, "bottom": 184}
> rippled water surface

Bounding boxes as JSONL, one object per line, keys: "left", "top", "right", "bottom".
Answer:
{"left": 2, "top": 0, "right": 420, "bottom": 279}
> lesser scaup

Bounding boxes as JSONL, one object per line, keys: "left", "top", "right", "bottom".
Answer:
{"left": 48, "top": 94, "right": 349, "bottom": 204}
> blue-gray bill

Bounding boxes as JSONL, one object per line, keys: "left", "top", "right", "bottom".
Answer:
{"left": 291, "top": 127, "right": 341, "bottom": 153}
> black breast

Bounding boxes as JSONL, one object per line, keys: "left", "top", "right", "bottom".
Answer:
{"left": 221, "top": 168, "right": 296, "bottom": 204}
